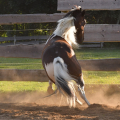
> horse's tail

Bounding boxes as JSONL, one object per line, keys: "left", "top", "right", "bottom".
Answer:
{"left": 53, "top": 57, "right": 76, "bottom": 107}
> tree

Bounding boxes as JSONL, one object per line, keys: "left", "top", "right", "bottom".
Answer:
{"left": 0, "top": 0, "right": 57, "bottom": 14}
{"left": 0, "top": 0, "right": 58, "bottom": 37}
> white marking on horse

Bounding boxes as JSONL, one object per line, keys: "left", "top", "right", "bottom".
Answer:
{"left": 53, "top": 17, "right": 78, "bottom": 48}
{"left": 53, "top": 57, "right": 80, "bottom": 107}
{"left": 71, "top": 48, "right": 75, "bottom": 56}
{"left": 45, "top": 63, "right": 55, "bottom": 82}
{"left": 53, "top": 57, "right": 73, "bottom": 81}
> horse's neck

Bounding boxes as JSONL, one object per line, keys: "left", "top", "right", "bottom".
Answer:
{"left": 45, "top": 34, "right": 56, "bottom": 44}
{"left": 46, "top": 34, "right": 65, "bottom": 44}
{"left": 43, "top": 34, "right": 75, "bottom": 57}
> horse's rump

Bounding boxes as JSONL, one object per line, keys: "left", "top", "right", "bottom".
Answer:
{"left": 42, "top": 36, "right": 82, "bottom": 82}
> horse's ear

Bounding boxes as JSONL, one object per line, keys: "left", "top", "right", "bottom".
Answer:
{"left": 82, "top": 10, "right": 85, "bottom": 16}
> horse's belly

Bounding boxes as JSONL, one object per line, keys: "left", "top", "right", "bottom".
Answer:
{"left": 45, "top": 63, "right": 55, "bottom": 83}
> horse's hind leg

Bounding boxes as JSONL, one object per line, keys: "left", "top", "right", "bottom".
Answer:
{"left": 78, "top": 85, "right": 90, "bottom": 106}
{"left": 47, "top": 80, "right": 54, "bottom": 94}
{"left": 67, "top": 94, "right": 83, "bottom": 107}
{"left": 76, "top": 96, "right": 83, "bottom": 105}
{"left": 67, "top": 82, "right": 83, "bottom": 107}
{"left": 77, "top": 75, "right": 90, "bottom": 106}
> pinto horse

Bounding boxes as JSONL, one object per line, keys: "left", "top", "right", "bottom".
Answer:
{"left": 42, "top": 6, "right": 90, "bottom": 107}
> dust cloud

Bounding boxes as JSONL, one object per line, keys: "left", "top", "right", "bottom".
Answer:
{"left": 0, "top": 86, "right": 120, "bottom": 120}
{"left": 0, "top": 84, "right": 119, "bottom": 107}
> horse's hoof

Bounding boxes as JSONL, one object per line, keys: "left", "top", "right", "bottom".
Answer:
{"left": 47, "top": 86, "right": 54, "bottom": 94}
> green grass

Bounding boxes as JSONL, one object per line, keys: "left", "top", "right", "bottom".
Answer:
{"left": 0, "top": 71, "right": 120, "bottom": 92}
{"left": 0, "top": 81, "right": 56, "bottom": 92}
{"left": 0, "top": 81, "right": 49, "bottom": 92}
{"left": 0, "top": 48, "right": 120, "bottom": 70}
{"left": 0, "top": 58, "right": 43, "bottom": 69}
{"left": 83, "top": 71, "right": 120, "bottom": 84}
{"left": 75, "top": 48, "right": 120, "bottom": 59}
{"left": 0, "top": 48, "right": 120, "bottom": 92}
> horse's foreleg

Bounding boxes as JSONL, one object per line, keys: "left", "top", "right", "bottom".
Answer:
{"left": 78, "top": 86, "right": 90, "bottom": 106}
{"left": 47, "top": 80, "right": 54, "bottom": 94}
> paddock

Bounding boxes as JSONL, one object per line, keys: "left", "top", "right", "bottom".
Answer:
{"left": 0, "top": 0, "right": 120, "bottom": 120}
{"left": 0, "top": 84, "right": 120, "bottom": 120}
{"left": 0, "top": 46, "right": 120, "bottom": 119}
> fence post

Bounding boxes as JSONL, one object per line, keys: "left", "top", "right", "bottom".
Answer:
{"left": 14, "top": 35, "right": 16, "bottom": 45}
{"left": 101, "top": 42, "right": 103, "bottom": 48}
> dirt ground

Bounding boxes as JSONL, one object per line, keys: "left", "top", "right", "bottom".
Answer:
{"left": 0, "top": 85, "right": 120, "bottom": 120}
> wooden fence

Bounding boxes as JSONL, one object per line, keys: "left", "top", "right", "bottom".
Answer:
{"left": 0, "top": 0, "right": 120, "bottom": 82}
{"left": 57, "top": 0, "right": 120, "bottom": 11}
{"left": 0, "top": 13, "right": 64, "bottom": 25}
{"left": 0, "top": 1, "right": 120, "bottom": 46}
{"left": 0, "top": 35, "right": 49, "bottom": 46}
{"left": 0, "top": 0, "right": 119, "bottom": 44}
{"left": 0, "top": 24, "right": 120, "bottom": 46}
{"left": 0, "top": 59, "right": 120, "bottom": 82}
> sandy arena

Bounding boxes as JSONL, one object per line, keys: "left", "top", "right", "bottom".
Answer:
{"left": 0, "top": 84, "right": 120, "bottom": 120}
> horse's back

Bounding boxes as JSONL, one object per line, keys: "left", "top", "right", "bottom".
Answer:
{"left": 42, "top": 36, "right": 82, "bottom": 81}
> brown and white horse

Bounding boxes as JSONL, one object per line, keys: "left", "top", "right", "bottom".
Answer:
{"left": 42, "top": 6, "right": 90, "bottom": 107}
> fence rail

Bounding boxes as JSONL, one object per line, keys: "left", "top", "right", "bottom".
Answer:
{"left": 0, "top": 35, "right": 49, "bottom": 45}
{"left": 0, "top": 13, "right": 65, "bottom": 25}
{"left": 84, "top": 24, "right": 120, "bottom": 42}
{"left": 0, "top": 24, "right": 120, "bottom": 46}
{"left": 0, "top": 35, "right": 48, "bottom": 41}
{"left": 57, "top": 0, "right": 120, "bottom": 11}
{"left": 0, "top": 0, "right": 120, "bottom": 82}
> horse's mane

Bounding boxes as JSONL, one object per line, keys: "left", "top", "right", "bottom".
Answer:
{"left": 53, "top": 17, "right": 78, "bottom": 48}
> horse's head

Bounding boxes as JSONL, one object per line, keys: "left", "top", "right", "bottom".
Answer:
{"left": 64, "top": 6, "right": 86, "bottom": 44}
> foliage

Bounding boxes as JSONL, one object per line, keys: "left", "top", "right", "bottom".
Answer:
{"left": 0, "top": 0, "right": 120, "bottom": 48}
{"left": 0, "top": 0, "right": 58, "bottom": 37}
{"left": 103, "top": 42, "right": 120, "bottom": 48}
{"left": 86, "top": 10, "right": 120, "bottom": 24}
{"left": 0, "top": 0, "right": 57, "bottom": 14}
{"left": 1, "top": 23, "right": 56, "bottom": 37}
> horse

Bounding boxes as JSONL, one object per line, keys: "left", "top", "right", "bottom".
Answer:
{"left": 42, "top": 6, "right": 90, "bottom": 107}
